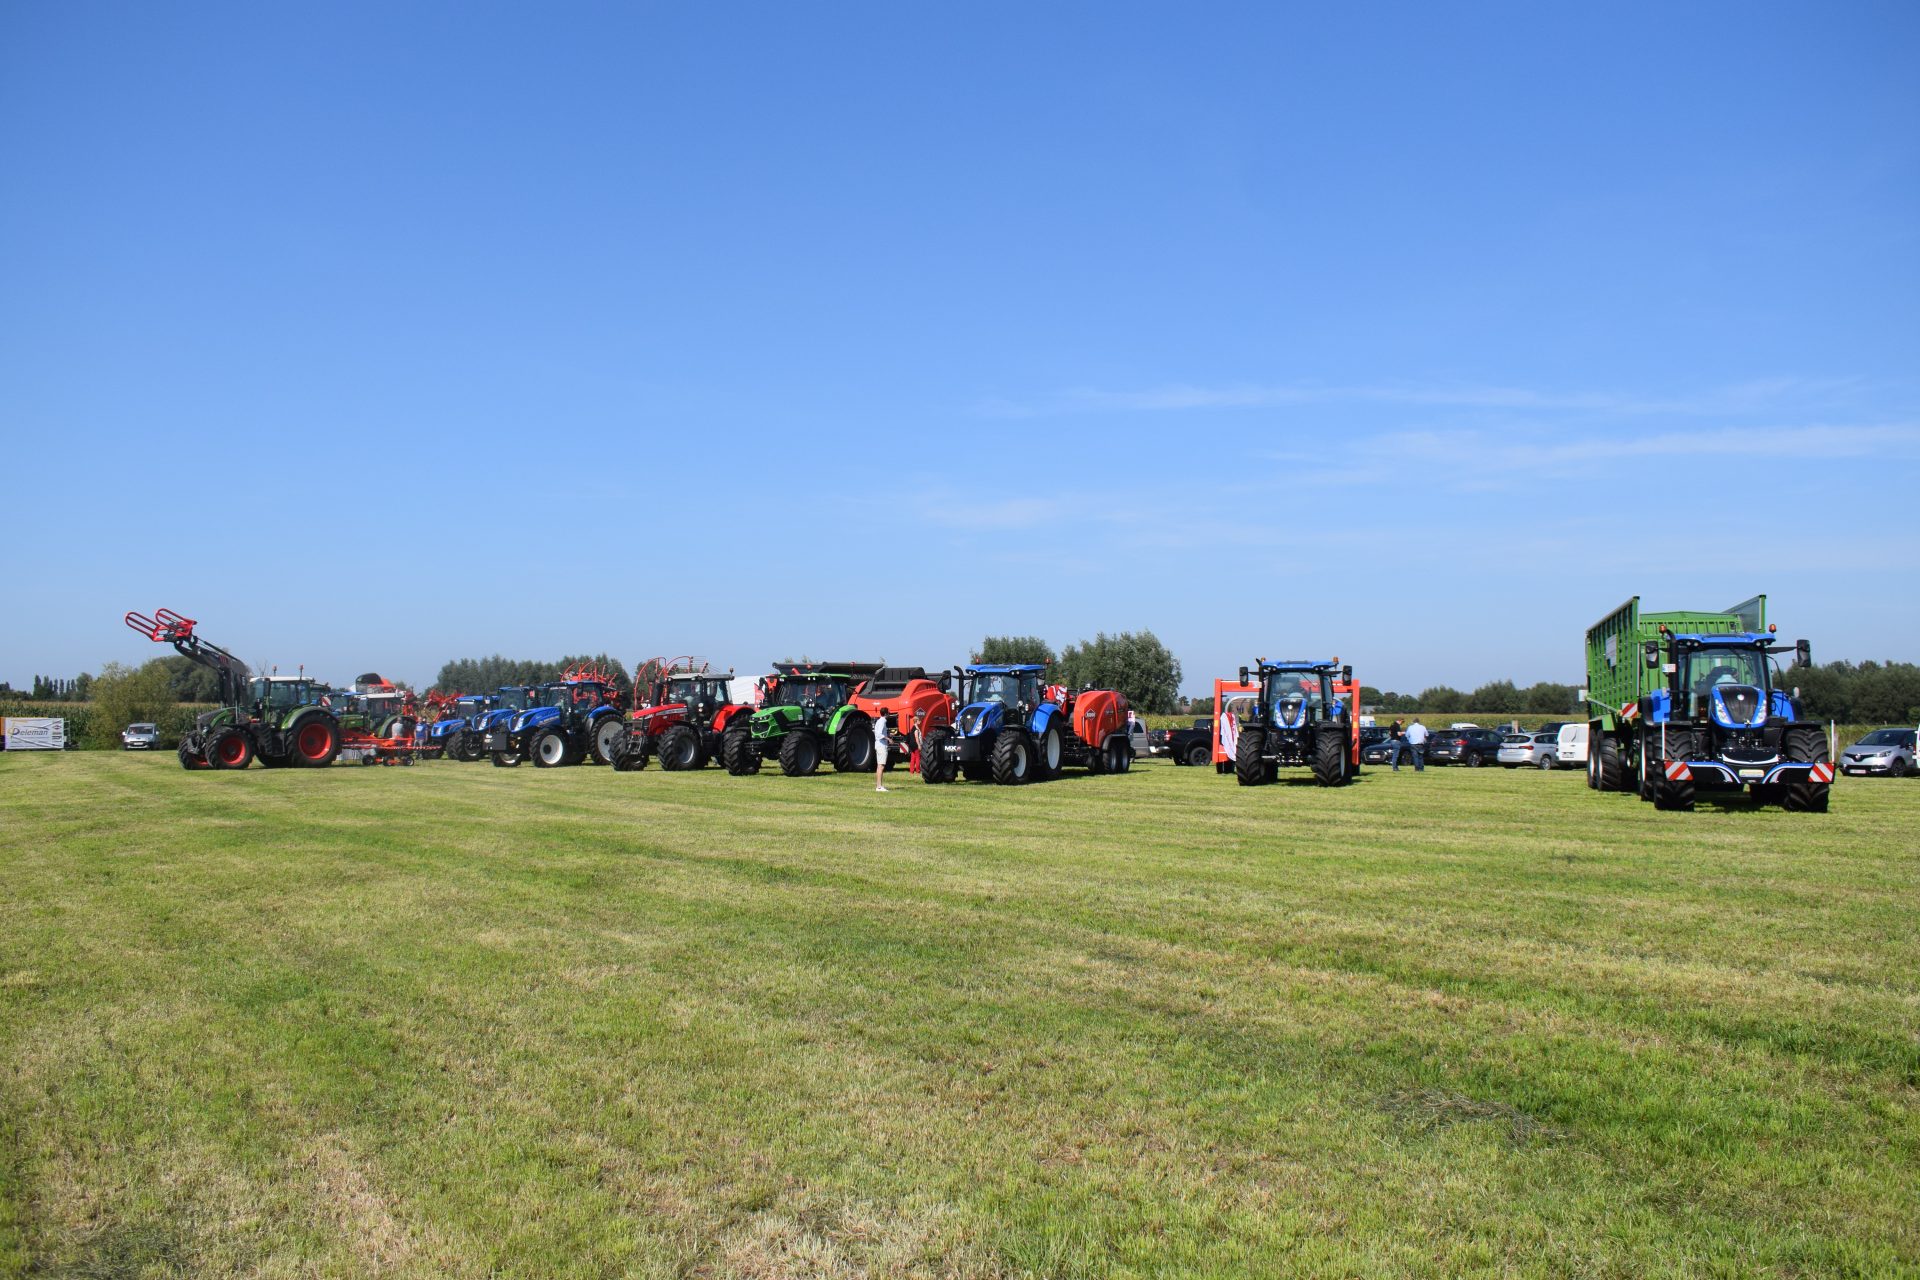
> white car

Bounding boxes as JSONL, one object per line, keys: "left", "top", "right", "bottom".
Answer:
{"left": 1554, "top": 723, "right": 1589, "bottom": 766}
{"left": 121, "top": 722, "right": 160, "bottom": 750}
{"left": 1840, "top": 729, "right": 1916, "bottom": 777}
{"left": 1497, "top": 731, "right": 1560, "bottom": 769}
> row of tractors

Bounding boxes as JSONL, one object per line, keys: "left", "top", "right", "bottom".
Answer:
{"left": 123, "top": 610, "right": 1146, "bottom": 785}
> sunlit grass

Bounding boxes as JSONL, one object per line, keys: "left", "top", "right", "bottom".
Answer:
{"left": 1, "top": 752, "right": 1914, "bottom": 1278}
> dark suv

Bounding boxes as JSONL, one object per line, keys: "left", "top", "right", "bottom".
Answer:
{"left": 1426, "top": 727, "right": 1505, "bottom": 767}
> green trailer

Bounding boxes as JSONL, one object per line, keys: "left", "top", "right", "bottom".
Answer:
{"left": 1583, "top": 594, "right": 1831, "bottom": 811}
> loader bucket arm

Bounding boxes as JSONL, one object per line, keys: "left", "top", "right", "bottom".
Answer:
{"left": 124, "top": 607, "right": 250, "bottom": 706}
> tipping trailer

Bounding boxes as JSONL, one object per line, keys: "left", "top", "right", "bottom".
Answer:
{"left": 1584, "top": 594, "right": 1831, "bottom": 811}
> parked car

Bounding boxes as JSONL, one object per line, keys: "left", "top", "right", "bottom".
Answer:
{"left": 1498, "top": 731, "right": 1561, "bottom": 769}
{"left": 1163, "top": 718, "right": 1216, "bottom": 766}
{"left": 1840, "top": 728, "right": 1916, "bottom": 777}
{"left": 1426, "top": 727, "right": 1505, "bottom": 767}
{"left": 1361, "top": 736, "right": 1397, "bottom": 766}
{"left": 1555, "top": 722, "right": 1589, "bottom": 766}
{"left": 120, "top": 722, "right": 160, "bottom": 750}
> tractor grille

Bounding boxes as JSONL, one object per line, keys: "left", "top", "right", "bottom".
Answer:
{"left": 1714, "top": 685, "right": 1763, "bottom": 726}
{"left": 1716, "top": 728, "right": 1776, "bottom": 764}
{"left": 958, "top": 706, "right": 986, "bottom": 736}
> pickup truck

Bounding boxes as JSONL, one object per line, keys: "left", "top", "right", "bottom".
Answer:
{"left": 1155, "top": 718, "right": 1215, "bottom": 767}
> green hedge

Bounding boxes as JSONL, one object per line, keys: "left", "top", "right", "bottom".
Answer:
{"left": 0, "top": 703, "right": 216, "bottom": 749}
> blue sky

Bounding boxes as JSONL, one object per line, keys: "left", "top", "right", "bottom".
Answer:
{"left": 3, "top": 2, "right": 1915, "bottom": 695}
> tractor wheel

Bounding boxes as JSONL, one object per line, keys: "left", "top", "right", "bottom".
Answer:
{"left": 1311, "top": 730, "right": 1347, "bottom": 786}
{"left": 590, "top": 717, "right": 626, "bottom": 766}
{"left": 1035, "top": 725, "right": 1064, "bottom": 779}
{"left": 612, "top": 730, "right": 651, "bottom": 772}
{"left": 531, "top": 729, "right": 570, "bottom": 768}
{"left": 1782, "top": 725, "right": 1831, "bottom": 813}
{"left": 1593, "top": 733, "right": 1625, "bottom": 792}
{"left": 919, "top": 727, "right": 956, "bottom": 783}
{"left": 290, "top": 718, "right": 339, "bottom": 768}
{"left": 1235, "top": 727, "right": 1269, "bottom": 787}
{"left": 833, "top": 713, "right": 875, "bottom": 772}
{"left": 207, "top": 728, "right": 253, "bottom": 770}
{"left": 722, "top": 724, "right": 760, "bottom": 776}
{"left": 990, "top": 729, "right": 1033, "bottom": 785}
{"left": 491, "top": 747, "right": 522, "bottom": 767}
{"left": 779, "top": 729, "right": 821, "bottom": 777}
{"left": 445, "top": 729, "right": 469, "bottom": 762}
{"left": 658, "top": 724, "right": 703, "bottom": 770}
{"left": 1184, "top": 742, "right": 1210, "bottom": 768}
{"left": 1652, "top": 728, "right": 1695, "bottom": 811}
{"left": 177, "top": 739, "right": 206, "bottom": 770}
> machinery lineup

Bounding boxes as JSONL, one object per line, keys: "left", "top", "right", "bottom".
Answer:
{"left": 121, "top": 592, "right": 1836, "bottom": 812}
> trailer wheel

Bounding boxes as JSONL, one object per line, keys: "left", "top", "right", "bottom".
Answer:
{"left": 1312, "top": 730, "right": 1347, "bottom": 786}
{"left": 1110, "top": 740, "right": 1133, "bottom": 774}
{"left": 290, "top": 718, "right": 339, "bottom": 768}
{"left": 722, "top": 724, "right": 760, "bottom": 775}
{"left": 1235, "top": 727, "right": 1269, "bottom": 786}
{"left": 778, "top": 728, "right": 821, "bottom": 777}
{"left": 1184, "top": 742, "right": 1210, "bottom": 768}
{"left": 590, "top": 717, "right": 626, "bottom": 766}
{"left": 656, "top": 723, "right": 702, "bottom": 770}
{"left": 1782, "top": 726, "right": 1831, "bottom": 813}
{"left": 832, "top": 713, "right": 875, "bottom": 772}
{"left": 1594, "top": 733, "right": 1625, "bottom": 791}
{"left": 991, "top": 729, "right": 1032, "bottom": 784}
{"left": 530, "top": 729, "right": 569, "bottom": 767}
{"left": 918, "top": 726, "right": 956, "bottom": 783}
{"left": 207, "top": 729, "right": 253, "bottom": 770}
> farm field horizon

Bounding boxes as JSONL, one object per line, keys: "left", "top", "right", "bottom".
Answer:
{"left": 1, "top": 753, "right": 1915, "bottom": 1278}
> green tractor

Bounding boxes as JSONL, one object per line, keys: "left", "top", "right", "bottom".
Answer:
{"left": 722, "top": 662, "right": 885, "bottom": 777}
{"left": 124, "top": 608, "right": 343, "bottom": 769}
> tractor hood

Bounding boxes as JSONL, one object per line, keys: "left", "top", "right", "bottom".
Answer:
{"left": 750, "top": 704, "right": 805, "bottom": 736}
{"left": 509, "top": 705, "right": 563, "bottom": 734}
{"left": 957, "top": 701, "right": 1008, "bottom": 737}
{"left": 1708, "top": 684, "right": 1768, "bottom": 729}
{"left": 428, "top": 717, "right": 466, "bottom": 739}
{"left": 1273, "top": 695, "right": 1310, "bottom": 729}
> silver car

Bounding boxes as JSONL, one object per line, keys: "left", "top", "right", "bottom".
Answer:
{"left": 121, "top": 722, "right": 160, "bottom": 750}
{"left": 1840, "top": 728, "right": 1916, "bottom": 777}
{"left": 1497, "top": 731, "right": 1561, "bottom": 769}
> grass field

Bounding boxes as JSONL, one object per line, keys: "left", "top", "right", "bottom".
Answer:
{"left": 1, "top": 753, "right": 1915, "bottom": 1278}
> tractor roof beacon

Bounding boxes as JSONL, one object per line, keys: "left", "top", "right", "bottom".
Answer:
{"left": 613, "top": 657, "right": 748, "bottom": 773}
{"left": 124, "top": 607, "right": 343, "bottom": 771}
{"left": 1232, "top": 658, "right": 1360, "bottom": 788}
{"left": 1583, "top": 594, "right": 1830, "bottom": 812}
{"left": 919, "top": 663, "right": 1134, "bottom": 786}
{"left": 729, "top": 662, "right": 887, "bottom": 778}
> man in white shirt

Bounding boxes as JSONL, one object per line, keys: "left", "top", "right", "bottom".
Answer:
{"left": 1396, "top": 719, "right": 1429, "bottom": 772}
{"left": 873, "top": 710, "right": 891, "bottom": 792}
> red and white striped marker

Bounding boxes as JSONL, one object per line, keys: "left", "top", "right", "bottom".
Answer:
{"left": 1663, "top": 761, "right": 1692, "bottom": 782}
{"left": 1810, "top": 762, "right": 1834, "bottom": 783}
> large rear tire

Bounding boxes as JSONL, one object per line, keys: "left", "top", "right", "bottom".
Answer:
{"left": 990, "top": 729, "right": 1032, "bottom": 785}
{"left": 1652, "top": 727, "right": 1695, "bottom": 811}
{"left": 1593, "top": 731, "right": 1625, "bottom": 791}
{"left": 1782, "top": 725, "right": 1831, "bottom": 813}
{"left": 919, "top": 726, "right": 956, "bottom": 783}
{"left": 833, "top": 713, "right": 875, "bottom": 772}
{"left": 1311, "top": 729, "right": 1347, "bottom": 787}
{"left": 290, "top": 717, "right": 339, "bottom": 768}
{"left": 778, "top": 729, "right": 821, "bottom": 777}
{"left": 659, "top": 724, "right": 704, "bottom": 771}
{"left": 722, "top": 723, "right": 759, "bottom": 775}
{"left": 1235, "top": 727, "right": 1269, "bottom": 786}
{"left": 590, "top": 717, "right": 626, "bottom": 766}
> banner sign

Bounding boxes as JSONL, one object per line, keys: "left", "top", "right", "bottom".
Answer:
{"left": 3, "top": 718, "right": 67, "bottom": 750}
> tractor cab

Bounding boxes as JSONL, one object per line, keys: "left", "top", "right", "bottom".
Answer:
{"left": 655, "top": 673, "right": 733, "bottom": 719}
{"left": 1648, "top": 629, "right": 1810, "bottom": 728}
{"left": 1241, "top": 660, "right": 1348, "bottom": 730}
{"left": 497, "top": 686, "right": 534, "bottom": 712}
{"left": 760, "top": 673, "right": 852, "bottom": 724}
{"left": 958, "top": 665, "right": 1044, "bottom": 717}
{"left": 455, "top": 694, "right": 495, "bottom": 717}
{"left": 249, "top": 676, "right": 321, "bottom": 713}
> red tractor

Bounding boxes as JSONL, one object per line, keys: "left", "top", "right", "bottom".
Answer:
{"left": 610, "top": 656, "right": 750, "bottom": 771}
{"left": 847, "top": 667, "right": 956, "bottom": 771}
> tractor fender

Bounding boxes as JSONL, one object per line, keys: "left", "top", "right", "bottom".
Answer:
{"left": 585, "top": 705, "right": 621, "bottom": 728}
{"left": 711, "top": 703, "right": 749, "bottom": 734}
{"left": 1029, "top": 703, "right": 1063, "bottom": 738}
{"left": 827, "top": 704, "right": 868, "bottom": 736}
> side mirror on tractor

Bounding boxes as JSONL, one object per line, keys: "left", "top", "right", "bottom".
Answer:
{"left": 1238, "top": 666, "right": 1249, "bottom": 685}
{"left": 1795, "top": 639, "right": 1812, "bottom": 668}
{"left": 1341, "top": 665, "right": 1352, "bottom": 684}
{"left": 1642, "top": 641, "right": 1661, "bottom": 669}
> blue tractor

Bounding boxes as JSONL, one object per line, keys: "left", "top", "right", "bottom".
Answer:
{"left": 427, "top": 693, "right": 498, "bottom": 762}
{"left": 484, "top": 667, "right": 625, "bottom": 768}
{"left": 919, "top": 663, "right": 1134, "bottom": 785}
{"left": 1233, "top": 659, "right": 1359, "bottom": 787}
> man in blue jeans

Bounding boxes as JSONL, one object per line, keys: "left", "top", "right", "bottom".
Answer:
{"left": 1394, "top": 718, "right": 1429, "bottom": 771}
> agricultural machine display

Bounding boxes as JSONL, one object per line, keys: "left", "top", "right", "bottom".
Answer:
{"left": 425, "top": 692, "right": 502, "bottom": 762}
{"left": 610, "top": 658, "right": 748, "bottom": 772}
{"left": 726, "top": 663, "right": 885, "bottom": 777}
{"left": 1232, "top": 659, "right": 1359, "bottom": 787}
{"left": 124, "top": 608, "right": 344, "bottom": 769}
{"left": 848, "top": 667, "right": 956, "bottom": 769}
{"left": 1584, "top": 595, "right": 1831, "bottom": 812}
{"left": 919, "top": 664, "right": 1133, "bottom": 785}
{"left": 483, "top": 664, "right": 625, "bottom": 768}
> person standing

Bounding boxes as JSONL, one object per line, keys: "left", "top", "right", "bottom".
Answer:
{"left": 873, "top": 709, "right": 891, "bottom": 791}
{"left": 1397, "top": 718, "right": 1429, "bottom": 772}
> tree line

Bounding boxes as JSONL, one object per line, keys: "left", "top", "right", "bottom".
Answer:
{"left": 433, "top": 655, "right": 632, "bottom": 696}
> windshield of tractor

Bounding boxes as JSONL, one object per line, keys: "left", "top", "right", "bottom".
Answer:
{"left": 1680, "top": 647, "right": 1771, "bottom": 699}
{"left": 499, "top": 688, "right": 531, "bottom": 711}
{"left": 768, "top": 677, "right": 847, "bottom": 710}
{"left": 250, "top": 678, "right": 315, "bottom": 710}
{"left": 666, "top": 676, "right": 726, "bottom": 706}
{"left": 967, "top": 671, "right": 1038, "bottom": 708}
{"left": 1262, "top": 669, "right": 1331, "bottom": 711}
{"left": 457, "top": 696, "right": 488, "bottom": 714}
